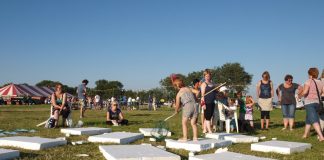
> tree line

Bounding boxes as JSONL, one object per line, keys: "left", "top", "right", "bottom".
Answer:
{"left": 2, "top": 62, "right": 253, "bottom": 102}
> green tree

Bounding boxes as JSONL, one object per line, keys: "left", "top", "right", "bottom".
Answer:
{"left": 36, "top": 80, "right": 57, "bottom": 87}
{"left": 187, "top": 71, "right": 204, "bottom": 85}
{"left": 36, "top": 80, "right": 76, "bottom": 95}
{"left": 94, "top": 79, "right": 124, "bottom": 99}
{"left": 0, "top": 83, "right": 13, "bottom": 88}
{"left": 159, "top": 73, "right": 186, "bottom": 101}
{"left": 159, "top": 62, "right": 252, "bottom": 99}
{"left": 216, "top": 62, "right": 253, "bottom": 92}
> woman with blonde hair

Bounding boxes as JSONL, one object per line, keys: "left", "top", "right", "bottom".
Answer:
{"left": 200, "top": 69, "right": 217, "bottom": 133}
{"left": 256, "top": 71, "right": 274, "bottom": 130}
{"left": 173, "top": 78, "right": 198, "bottom": 141}
{"left": 299, "top": 68, "right": 324, "bottom": 141}
{"left": 106, "top": 100, "right": 128, "bottom": 126}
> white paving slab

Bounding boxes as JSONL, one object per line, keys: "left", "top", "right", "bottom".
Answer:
{"left": 251, "top": 140, "right": 311, "bottom": 155}
{"left": 88, "top": 132, "right": 144, "bottom": 144}
{"left": 61, "top": 127, "right": 112, "bottom": 136}
{"left": 224, "top": 135, "right": 259, "bottom": 143}
{"left": 205, "top": 133, "right": 238, "bottom": 140}
{"left": 0, "top": 148, "right": 20, "bottom": 160}
{"left": 99, "top": 145, "right": 180, "bottom": 160}
{"left": 165, "top": 138, "right": 232, "bottom": 152}
{"left": 0, "top": 136, "right": 67, "bottom": 150}
{"left": 139, "top": 128, "right": 172, "bottom": 137}
{"left": 189, "top": 152, "right": 275, "bottom": 160}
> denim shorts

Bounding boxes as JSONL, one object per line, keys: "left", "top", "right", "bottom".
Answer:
{"left": 305, "top": 103, "right": 320, "bottom": 125}
{"left": 281, "top": 104, "right": 296, "bottom": 118}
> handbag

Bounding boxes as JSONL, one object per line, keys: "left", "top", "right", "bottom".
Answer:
{"left": 313, "top": 79, "right": 324, "bottom": 114}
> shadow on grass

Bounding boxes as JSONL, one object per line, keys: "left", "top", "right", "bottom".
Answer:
{"left": 129, "top": 114, "right": 151, "bottom": 117}
{"left": 270, "top": 121, "right": 305, "bottom": 130}
{"left": 20, "top": 152, "right": 40, "bottom": 159}
{"left": 84, "top": 121, "right": 106, "bottom": 126}
{"left": 127, "top": 120, "right": 144, "bottom": 125}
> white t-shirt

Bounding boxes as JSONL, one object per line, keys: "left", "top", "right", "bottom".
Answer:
{"left": 95, "top": 95, "right": 100, "bottom": 103}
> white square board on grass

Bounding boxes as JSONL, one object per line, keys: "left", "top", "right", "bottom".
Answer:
{"left": 251, "top": 140, "right": 311, "bottom": 155}
{"left": 189, "top": 152, "right": 275, "bottom": 160}
{"left": 224, "top": 134, "right": 259, "bottom": 143}
{"left": 0, "top": 136, "right": 67, "bottom": 150}
{"left": 0, "top": 148, "right": 20, "bottom": 160}
{"left": 165, "top": 139, "right": 232, "bottom": 152}
{"left": 205, "top": 133, "right": 237, "bottom": 140}
{"left": 206, "top": 133, "right": 259, "bottom": 143}
{"left": 139, "top": 128, "right": 172, "bottom": 137}
{"left": 99, "top": 145, "right": 180, "bottom": 160}
{"left": 88, "top": 132, "right": 144, "bottom": 144}
{"left": 61, "top": 127, "right": 111, "bottom": 136}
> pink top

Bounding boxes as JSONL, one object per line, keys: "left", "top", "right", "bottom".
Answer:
{"left": 304, "top": 79, "right": 323, "bottom": 104}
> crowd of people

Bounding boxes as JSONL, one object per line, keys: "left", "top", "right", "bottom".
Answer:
{"left": 172, "top": 67, "right": 324, "bottom": 142}
{"left": 46, "top": 67, "right": 324, "bottom": 143}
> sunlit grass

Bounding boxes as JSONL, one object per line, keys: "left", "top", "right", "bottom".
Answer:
{"left": 0, "top": 105, "right": 323, "bottom": 159}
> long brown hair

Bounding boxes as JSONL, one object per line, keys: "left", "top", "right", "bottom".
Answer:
{"left": 262, "top": 71, "right": 270, "bottom": 81}
{"left": 203, "top": 69, "right": 211, "bottom": 77}
{"left": 308, "top": 67, "right": 319, "bottom": 79}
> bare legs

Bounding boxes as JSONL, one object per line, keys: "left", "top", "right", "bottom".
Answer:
{"left": 204, "top": 120, "right": 212, "bottom": 133}
{"left": 283, "top": 117, "right": 294, "bottom": 130}
{"left": 261, "top": 118, "right": 270, "bottom": 130}
{"left": 191, "top": 118, "right": 198, "bottom": 141}
{"left": 201, "top": 113, "right": 205, "bottom": 129}
{"left": 303, "top": 123, "right": 324, "bottom": 141}
{"left": 80, "top": 107, "right": 85, "bottom": 118}
{"left": 180, "top": 117, "right": 198, "bottom": 141}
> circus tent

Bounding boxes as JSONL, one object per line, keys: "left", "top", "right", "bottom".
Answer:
{"left": 0, "top": 84, "right": 74, "bottom": 99}
{"left": 0, "top": 84, "right": 25, "bottom": 98}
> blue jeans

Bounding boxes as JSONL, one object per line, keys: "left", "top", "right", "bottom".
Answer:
{"left": 230, "top": 119, "right": 236, "bottom": 130}
{"left": 305, "top": 103, "right": 320, "bottom": 125}
{"left": 281, "top": 104, "right": 296, "bottom": 119}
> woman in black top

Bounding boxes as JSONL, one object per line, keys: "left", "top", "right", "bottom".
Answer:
{"left": 256, "top": 71, "right": 274, "bottom": 130}
{"left": 276, "top": 74, "right": 302, "bottom": 131}
{"left": 106, "top": 101, "right": 128, "bottom": 125}
{"left": 201, "top": 69, "right": 217, "bottom": 133}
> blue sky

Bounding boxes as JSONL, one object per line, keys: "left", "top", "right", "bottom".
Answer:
{"left": 0, "top": 0, "right": 323, "bottom": 97}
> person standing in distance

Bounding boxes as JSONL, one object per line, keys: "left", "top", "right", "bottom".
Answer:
{"left": 77, "top": 79, "right": 88, "bottom": 119}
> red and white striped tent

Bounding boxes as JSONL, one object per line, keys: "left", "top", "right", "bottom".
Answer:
{"left": 0, "top": 84, "right": 25, "bottom": 98}
{"left": 0, "top": 83, "right": 73, "bottom": 99}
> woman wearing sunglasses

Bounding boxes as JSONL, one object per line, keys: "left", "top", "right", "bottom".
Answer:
{"left": 106, "top": 101, "right": 128, "bottom": 126}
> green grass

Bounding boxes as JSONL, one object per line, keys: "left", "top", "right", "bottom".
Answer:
{"left": 0, "top": 105, "right": 324, "bottom": 159}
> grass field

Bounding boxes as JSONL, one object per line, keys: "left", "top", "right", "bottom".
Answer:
{"left": 0, "top": 105, "right": 324, "bottom": 160}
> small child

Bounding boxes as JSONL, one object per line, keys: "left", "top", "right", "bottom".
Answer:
{"left": 226, "top": 99, "right": 237, "bottom": 132}
{"left": 173, "top": 78, "right": 198, "bottom": 141}
{"left": 245, "top": 96, "right": 255, "bottom": 128}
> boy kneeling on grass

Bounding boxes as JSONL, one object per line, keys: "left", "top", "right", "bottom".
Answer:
{"left": 173, "top": 78, "right": 198, "bottom": 142}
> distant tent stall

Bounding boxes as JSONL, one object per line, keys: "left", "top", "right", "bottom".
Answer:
{"left": 0, "top": 84, "right": 25, "bottom": 98}
{"left": 0, "top": 84, "right": 74, "bottom": 104}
